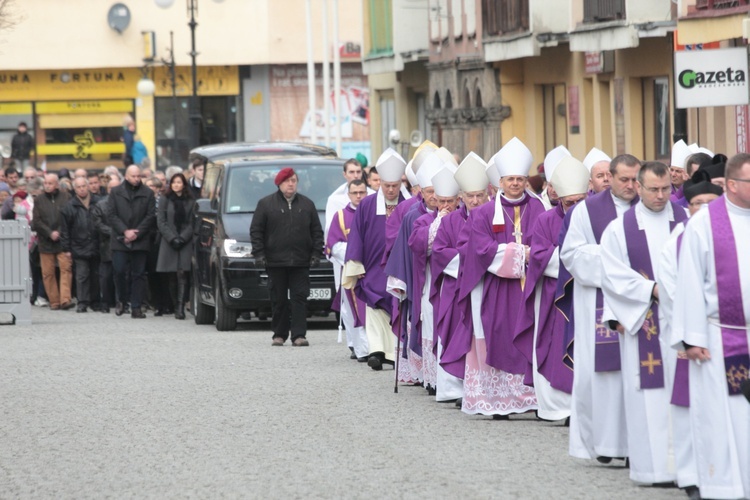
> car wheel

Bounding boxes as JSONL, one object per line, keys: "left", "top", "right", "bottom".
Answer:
{"left": 192, "top": 281, "right": 214, "bottom": 325}
{"left": 214, "top": 277, "right": 237, "bottom": 331}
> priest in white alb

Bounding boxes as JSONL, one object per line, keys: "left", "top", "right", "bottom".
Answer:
{"left": 600, "top": 162, "right": 688, "bottom": 485}
{"left": 672, "top": 153, "right": 750, "bottom": 500}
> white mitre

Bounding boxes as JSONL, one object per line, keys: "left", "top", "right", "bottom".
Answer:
{"left": 543, "top": 145, "right": 572, "bottom": 182}
{"left": 671, "top": 140, "right": 692, "bottom": 170}
{"left": 432, "top": 167, "right": 460, "bottom": 197}
{"left": 582, "top": 147, "right": 611, "bottom": 172}
{"left": 415, "top": 152, "right": 444, "bottom": 189}
{"left": 550, "top": 157, "right": 590, "bottom": 198}
{"left": 455, "top": 152, "right": 490, "bottom": 192}
{"left": 376, "top": 148, "right": 406, "bottom": 182}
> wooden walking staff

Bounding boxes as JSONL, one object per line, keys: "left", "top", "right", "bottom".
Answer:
{"left": 394, "top": 295, "right": 405, "bottom": 394}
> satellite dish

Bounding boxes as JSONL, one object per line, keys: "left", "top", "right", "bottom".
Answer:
{"left": 388, "top": 129, "right": 401, "bottom": 146}
{"left": 409, "top": 129, "right": 423, "bottom": 148}
{"left": 108, "top": 3, "right": 131, "bottom": 34}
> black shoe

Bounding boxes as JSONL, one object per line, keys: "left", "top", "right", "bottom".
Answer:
{"left": 492, "top": 414, "right": 510, "bottom": 420}
{"left": 60, "top": 301, "right": 75, "bottom": 310}
{"left": 357, "top": 357, "right": 369, "bottom": 363}
{"left": 123, "top": 304, "right": 131, "bottom": 315}
{"left": 683, "top": 485, "right": 701, "bottom": 500}
{"left": 154, "top": 309, "right": 164, "bottom": 317}
{"left": 76, "top": 304, "right": 87, "bottom": 313}
{"left": 564, "top": 417, "right": 570, "bottom": 427}
{"left": 455, "top": 398, "right": 463, "bottom": 408}
{"left": 367, "top": 355, "right": 383, "bottom": 371}
{"left": 115, "top": 302, "right": 125, "bottom": 316}
{"left": 427, "top": 386, "right": 437, "bottom": 396}
{"left": 131, "top": 307, "right": 146, "bottom": 319}
{"left": 350, "top": 352, "right": 357, "bottom": 359}
{"left": 175, "top": 303, "right": 185, "bottom": 320}
{"left": 652, "top": 482, "right": 676, "bottom": 488}
{"left": 101, "top": 306, "right": 110, "bottom": 314}
{"left": 596, "top": 456, "right": 613, "bottom": 464}
{"left": 90, "top": 303, "right": 102, "bottom": 312}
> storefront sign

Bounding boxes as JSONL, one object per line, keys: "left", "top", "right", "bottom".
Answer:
{"left": 675, "top": 47, "right": 749, "bottom": 108}
{"left": 153, "top": 65, "right": 239, "bottom": 97}
{"left": 568, "top": 86, "right": 580, "bottom": 134}
{"left": 585, "top": 51, "right": 613, "bottom": 74}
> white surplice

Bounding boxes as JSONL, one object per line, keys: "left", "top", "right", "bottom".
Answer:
{"left": 672, "top": 197, "right": 750, "bottom": 500}
{"left": 330, "top": 239, "right": 368, "bottom": 359}
{"left": 657, "top": 222, "right": 699, "bottom": 489}
{"left": 560, "top": 191, "right": 629, "bottom": 460}
{"left": 600, "top": 201, "right": 683, "bottom": 484}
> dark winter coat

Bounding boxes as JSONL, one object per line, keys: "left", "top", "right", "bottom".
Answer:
{"left": 156, "top": 193, "right": 195, "bottom": 272}
{"left": 249, "top": 190, "right": 323, "bottom": 268}
{"left": 60, "top": 195, "right": 101, "bottom": 259}
{"left": 106, "top": 181, "right": 156, "bottom": 253}
{"left": 91, "top": 196, "right": 113, "bottom": 262}
{"left": 31, "top": 189, "right": 71, "bottom": 254}
{"left": 11, "top": 131, "right": 34, "bottom": 160}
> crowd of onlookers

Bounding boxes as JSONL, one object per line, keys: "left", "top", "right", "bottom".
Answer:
{"left": 0, "top": 158, "right": 204, "bottom": 319}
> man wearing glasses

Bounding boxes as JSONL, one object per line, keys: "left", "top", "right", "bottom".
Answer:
{"left": 672, "top": 153, "right": 750, "bottom": 499}
{"left": 600, "top": 162, "right": 689, "bottom": 487}
{"left": 325, "top": 179, "right": 369, "bottom": 361}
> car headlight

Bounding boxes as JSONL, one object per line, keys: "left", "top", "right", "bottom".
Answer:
{"left": 223, "top": 239, "right": 253, "bottom": 258}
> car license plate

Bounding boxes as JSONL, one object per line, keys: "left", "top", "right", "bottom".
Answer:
{"left": 308, "top": 288, "right": 331, "bottom": 300}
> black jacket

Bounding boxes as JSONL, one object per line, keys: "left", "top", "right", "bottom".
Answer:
{"left": 249, "top": 190, "right": 323, "bottom": 268}
{"left": 106, "top": 181, "right": 156, "bottom": 252}
{"left": 31, "top": 189, "right": 71, "bottom": 254}
{"left": 60, "top": 195, "right": 101, "bottom": 259}
{"left": 11, "top": 131, "right": 34, "bottom": 160}
{"left": 91, "top": 196, "right": 113, "bottom": 262}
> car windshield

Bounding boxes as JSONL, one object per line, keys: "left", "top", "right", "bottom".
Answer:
{"left": 223, "top": 163, "right": 344, "bottom": 213}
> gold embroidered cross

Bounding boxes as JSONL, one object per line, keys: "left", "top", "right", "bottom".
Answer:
{"left": 641, "top": 352, "right": 662, "bottom": 375}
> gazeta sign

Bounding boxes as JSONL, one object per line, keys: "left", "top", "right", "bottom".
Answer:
{"left": 675, "top": 47, "right": 749, "bottom": 108}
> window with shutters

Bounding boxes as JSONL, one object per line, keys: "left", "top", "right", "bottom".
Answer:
{"left": 482, "top": 0, "right": 529, "bottom": 37}
{"left": 583, "top": 0, "right": 626, "bottom": 23}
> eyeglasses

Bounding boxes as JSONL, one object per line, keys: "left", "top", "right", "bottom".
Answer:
{"left": 642, "top": 186, "right": 671, "bottom": 194}
{"left": 729, "top": 178, "right": 750, "bottom": 183}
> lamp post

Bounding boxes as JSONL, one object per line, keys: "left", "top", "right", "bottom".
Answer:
{"left": 154, "top": 0, "right": 224, "bottom": 152}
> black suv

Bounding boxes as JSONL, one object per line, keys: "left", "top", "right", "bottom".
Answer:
{"left": 190, "top": 142, "right": 343, "bottom": 330}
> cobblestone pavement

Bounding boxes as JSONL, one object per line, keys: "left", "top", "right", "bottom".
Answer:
{"left": 0, "top": 308, "right": 683, "bottom": 499}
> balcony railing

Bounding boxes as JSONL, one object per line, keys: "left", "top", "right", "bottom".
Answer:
{"left": 482, "top": 0, "right": 529, "bottom": 37}
{"left": 583, "top": 0, "right": 626, "bottom": 23}
{"left": 696, "top": 0, "right": 749, "bottom": 9}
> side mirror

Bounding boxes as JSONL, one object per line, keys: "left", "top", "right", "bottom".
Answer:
{"left": 196, "top": 198, "right": 217, "bottom": 217}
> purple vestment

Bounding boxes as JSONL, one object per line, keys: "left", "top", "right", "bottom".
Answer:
{"left": 670, "top": 186, "right": 689, "bottom": 209}
{"left": 385, "top": 201, "right": 429, "bottom": 353}
{"left": 514, "top": 203, "right": 573, "bottom": 393}
{"left": 345, "top": 192, "right": 406, "bottom": 315}
{"left": 431, "top": 205, "right": 472, "bottom": 379}
{"left": 459, "top": 194, "right": 546, "bottom": 375}
{"left": 382, "top": 194, "right": 421, "bottom": 267}
{"left": 326, "top": 204, "right": 366, "bottom": 326}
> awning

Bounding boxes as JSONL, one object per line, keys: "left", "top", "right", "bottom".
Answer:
{"left": 677, "top": 13, "right": 746, "bottom": 45}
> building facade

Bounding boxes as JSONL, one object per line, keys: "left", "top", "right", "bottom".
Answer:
{"left": 0, "top": 0, "right": 365, "bottom": 170}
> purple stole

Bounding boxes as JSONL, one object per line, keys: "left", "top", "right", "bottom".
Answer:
{"left": 670, "top": 186, "right": 689, "bottom": 209}
{"left": 709, "top": 196, "right": 750, "bottom": 396}
{"left": 622, "top": 203, "right": 687, "bottom": 389}
{"left": 585, "top": 190, "right": 638, "bottom": 372}
{"left": 671, "top": 225, "right": 690, "bottom": 407}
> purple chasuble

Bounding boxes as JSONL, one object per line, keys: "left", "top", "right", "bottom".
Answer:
{"left": 385, "top": 201, "right": 428, "bottom": 353}
{"left": 436, "top": 207, "right": 474, "bottom": 379}
{"left": 708, "top": 196, "right": 750, "bottom": 396}
{"left": 326, "top": 205, "right": 366, "bottom": 326}
{"left": 408, "top": 210, "right": 438, "bottom": 351}
{"left": 382, "top": 194, "right": 421, "bottom": 267}
{"left": 586, "top": 189, "right": 638, "bottom": 372}
{"left": 555, "top": 207, "right": 576, "bottom": 372}
{"left": 514, "top": 203, "right": 573, "bottom": 393}
{"left": 461, "top": 194, "right": 546, "bottom": 375}
{"left": 622, "top": 203, "right": 687, "bottom": 389}
{"left": 345, "top": 191, "right": 406, "bottom": 315}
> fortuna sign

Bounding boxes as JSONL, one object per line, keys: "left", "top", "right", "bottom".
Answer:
{"left": 675, "top": 47, "right": 750, "bottom": 108}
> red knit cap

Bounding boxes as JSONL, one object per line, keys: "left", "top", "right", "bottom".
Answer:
{"left": 274, "top": 167, "right": 296, "bottom": 186}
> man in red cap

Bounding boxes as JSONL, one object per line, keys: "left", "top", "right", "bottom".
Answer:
{"left": 250, "top": 167, "right": 324, "bottom": 346}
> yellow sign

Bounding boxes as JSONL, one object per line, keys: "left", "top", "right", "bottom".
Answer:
{"left": 37, "top": 138, "right": 124, "bottom": 158}
{"left": 36, "top": 100, "right": 134, "bottom": 114}
{"left": 153, "top": 65, "right": 239, "bottom": 97}
{"left": 0, "top": 102, "right": 33, "bottom": 115}
{"left": 0, "top": 66, "right": 239, "bottom": 101}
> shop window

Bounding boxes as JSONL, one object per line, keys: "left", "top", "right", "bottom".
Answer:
{"left": 642, "top": 77, "right": 671, "bottom": 162}
{"left": 0, "top": 102, "right": 33, "bottom": 164}
{"left": 379, "top": 94, "right": 396, "bottom": 151}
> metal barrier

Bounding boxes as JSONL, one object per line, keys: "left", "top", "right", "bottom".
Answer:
{"left": 0, "top": 220, "right": 32, "bottom": 325}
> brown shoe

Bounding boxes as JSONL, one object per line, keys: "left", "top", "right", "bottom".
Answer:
{"left": 50, "top": 304, "right": 60, "bottom": 311}
{"left": 272, "top": 337, "right": 285, "bottom": 346}
{"left": 293, "top": 338, "right": 309, "bottom": 347}
{"left": 60, "top": 301, "right": 75, "bottom": 310}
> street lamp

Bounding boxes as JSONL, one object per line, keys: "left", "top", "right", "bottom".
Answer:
{"left": 155, "top": 0, "right": 224, "bottom": 152}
